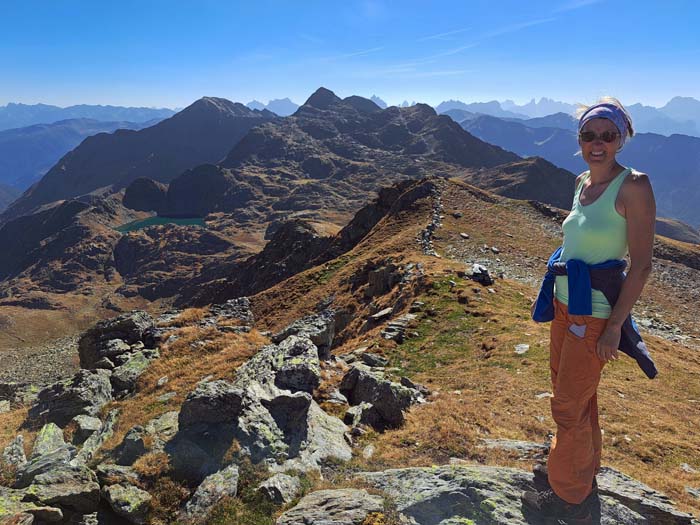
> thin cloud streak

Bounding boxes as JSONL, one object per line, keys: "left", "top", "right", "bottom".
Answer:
{"left": 554, "top": 0, "right": 604, "bottom": 13}
{"left": 418, "top": 27, "right": 472, "bottom": 42}
{"left": 299, "top": 33, "right": 324, "bottom": 45}
{"left": 483, "top": 17, "right": 557, "bottom": 38}
{"left": 324, "top": 46, "right": 385, "bottom": 61}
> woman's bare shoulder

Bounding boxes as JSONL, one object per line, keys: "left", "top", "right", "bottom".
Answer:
{"left": 621, "top": 169, "right": 655, "bottom": 209}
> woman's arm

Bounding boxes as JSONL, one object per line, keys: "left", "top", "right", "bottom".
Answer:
{"left": 596, "top": 173, "right": 656, "bottom": 362}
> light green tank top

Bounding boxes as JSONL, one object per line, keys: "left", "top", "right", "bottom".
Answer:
{"left": 554, "top": 167, "right": 630, "bottom": 318}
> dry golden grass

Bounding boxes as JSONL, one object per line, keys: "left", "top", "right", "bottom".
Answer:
{"left": 160, "top": 306, "right": 210, "bottom": 328}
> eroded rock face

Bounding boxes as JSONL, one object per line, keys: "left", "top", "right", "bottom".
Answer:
{"left": 257, "top": 473, "right": 301, "bottom": 505}
{"left": 23, "top": 464, "right": 100, "bottom": 514}
{"left": 28, "top": 370, "right": 113, "bottom": 427}
{"left": 272, "top": 310, "right": 336, "bottom": 359}
{"left": 103, "top": 484, "right": 152, "bottom": 525}
{"left": 276, "top": 488, "right": 383, "bottom": 525}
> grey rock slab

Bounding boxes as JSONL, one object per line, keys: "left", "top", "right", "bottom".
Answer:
{"left": 16, "top": 444, "right": 76, "bottom": 488}
{"left": 23, "top": 464, "right": 100, "bottom": 514}
{"left": 115, "top": 410, "right": 178, "bottom": 466}
{"left": 71, "top": 415, "right": 103, "bottom": 445}
{"left": 71, "top": 409, "right": 119, "bottom": 466}
{"left": 103, "top": 484, "right": 152, "bottom": 525}
{"left": 0, "top": 486, "right": 63, "bottom": 522}
{"left": 272, "top": 309, "right": 336, "bottom": 359}
{"left": 209, "top": 297, "right": 254, "bottom": 324}
{"left": 96, "top": 464, "right": 139, "bottom": 486}
{"left": 115, "top": 426, "right": 147, "bottom": 466}
{"left": 28, "top": 369, "right": 113, "bottom": 427}
{"left": 29, "top": 423, "right": 66, "bottom": 460}
{"left": 178, "top": 380, "right": 244, "bottom": 427}
{"left": 257, "top": 473, "right": 301, "bottom": 505}
{"left": 182, "top": 464, "right": 239, "bottom": 519}
{"left": 274, "top": 337, "right": 322, "bottom": 393}
{"left": 3, "top": 434, "right": 27, "bottom": 468}
{"left": 597, "top": 466, "right": 695, "bottom": 524}
{"left": 361, "top": 465, "right": 693, "bottom": 525}
{"left": 276, "top": 488, "right": 383, "bottom": 525}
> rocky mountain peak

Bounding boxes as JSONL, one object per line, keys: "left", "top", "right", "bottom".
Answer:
{"left": 303, "top": 87, "right": 342, "bottom": 110}
{"left": 175, "top": 96, "right": 259, "bottom": 119}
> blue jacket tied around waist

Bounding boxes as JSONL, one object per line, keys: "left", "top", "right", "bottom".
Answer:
{"left": 532, "top": 247, "right": 657, "bottom": 379}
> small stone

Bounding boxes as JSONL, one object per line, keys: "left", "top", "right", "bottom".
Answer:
{"left": 157, "top": 392, "right": 177, "bottom": 403}
{"left": 460, "top": 232, "right": 470, "bottom": 239}
{"left": 362, "top": 445, "right": 375, "bottom": 459}
{"left": 514, "top": 344, "right": 530, "bottom": 355}
{"left": 686, "top": 487, "right": 700, "bottom": 500}
{"left": 681, "top": 463, "right": 698, "bottom": 473}
{"left": 488, "top": 288, "right": 496, "bottom": 294}
{"left": 257, "top": 473, "right": 301, "bottom": 505}
{"left": 369, "top": 307, "right": 393, "bottom": 321}
{"left": 491, "top": 246, "right": 500, "bottom": 254}
{"left": 535, "top": 392, "right": 553, "bottom": 399}
{"left": 0, "top": 400, "right": 10, "bottom": 413}
{"left": 156, "top": 376, "right": 169, "bottom": 387}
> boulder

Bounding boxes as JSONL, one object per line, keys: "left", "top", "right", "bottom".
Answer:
{"left": 182, "top": 464, "right": 239, "bottom": 520}
{"left": 103, "top": 484, "right": 152, "bottom": 525}
{"left": 272, "top": 310, "right": 336, "bottom": 359}
{"left": 115, "top": 411, "right": 178, "bottom": 466}
{"left": 95, "top": 464, "right": 139, "bottom": 486}
{"left": 178, "top": 381, "right": 244, "bottom": 427}
{"left": 274, "top": 337, "right": 322, "bottom": 393}
{"left": 340, "top": 365, "right": 422, "bottom": 430}
{"left": 111, "top": 351, "right": 156, "bottom": 396}
{"left": 257, "top": 473, "right": 301, "bottom": 505}
{"left": 276, "top": 489, "right": 383, "bottom": 525}
{"left": 78, "top": 311, "right": 155, "bottom": 369}
{"left": 71, "top": 409, "right": 119, "bottom": 466}
{"left": 208, "top": 297, "right": 254, "bottom": 324}
{"left": 22, "top": 464, "right": 100, "bottom": 514}
{"left": 71, "top": 416, "right": 102, "bottom": 446}
{"left": 0, "top": 485, "right": 64, "bottom": 522}
{"left": 15, "top": 445, "right": 76, "bottom": 489}
{"left": 343, "top": 402, "right": 382, "bottom": 429}
{"left": 28, "top": 370, "right": 112, "bottom": 427}
{"left": 29, "top": 423, "right": 65, "bottom": 460}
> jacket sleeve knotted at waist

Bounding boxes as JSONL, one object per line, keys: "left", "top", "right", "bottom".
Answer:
{"left": 532, "top": 247, "right": 657, "bottom": 379}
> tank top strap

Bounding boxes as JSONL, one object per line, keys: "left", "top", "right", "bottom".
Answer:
{"left": 575, "top": 171, "right": 590, "bottom": 197}
{"left": 599, "top": 167, "right": 631, "bottom": 207}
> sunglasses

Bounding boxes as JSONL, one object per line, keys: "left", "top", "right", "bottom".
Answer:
{"left": 579, "top": 130, "right": 620, "bottom": 143}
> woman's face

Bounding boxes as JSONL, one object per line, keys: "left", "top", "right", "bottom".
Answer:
{"left": 579, "top": 117, "right": 621, "bottom": 166}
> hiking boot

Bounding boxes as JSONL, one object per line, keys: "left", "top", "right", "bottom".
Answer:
{"left": 533, "top": 463, "right": 598, "bottom": 493}
{"left": 521, "top": 488, "right": 592, "bottom": 524}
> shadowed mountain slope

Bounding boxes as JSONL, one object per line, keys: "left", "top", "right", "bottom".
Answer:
{"left": 0, "top": 118, "right": 156, "bottom": 192}
{"left": 1, "top": 98, "right": 275, "bottom": 222}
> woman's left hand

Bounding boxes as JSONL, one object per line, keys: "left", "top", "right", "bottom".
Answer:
{"left": 596, "top": 324, "right": 621, "bottom": 362}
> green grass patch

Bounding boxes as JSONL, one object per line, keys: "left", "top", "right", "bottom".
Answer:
{"left": 115, "top": 216, "right": 206, "bottom": 233}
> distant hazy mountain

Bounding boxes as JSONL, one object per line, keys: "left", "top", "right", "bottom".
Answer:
{"left": 0, "top": 103, "right": 175, "bottom": 131}
{"left": 660, "top": 96, "right": 700, "bottom": 123}
{"left": 435, "top": 100, "right": 527, "bottom": 119}
{"left": 516, "top": 113, "right": 577, "bottom": 131}
{"left": 246, "top": 98, "right": 299, "bottom": 116}
{"left": 2, "top": 98, "right": 276, "bottom": 222}
{"left": 442, "top": 109, "right": 479, "bottom": 123}
{"left": 501, "top": 98, "right": 576, "bottom": 118}
{"left": 0, "top": 184, "right": 19, "bottom": 212}
{"left": 627, "top": 103, "right": 698, "bottom": 137}
{"left": 246, "top": 100, "right": 266, "bottom": 111}
{"left": 370, "top": 95, "right": 387, "bottom": 109}
{"left": 0, "top": 118, "right": 157, "bottom": 191}
{"left": 461, "top": 114, "right": 700, "bottom": 227}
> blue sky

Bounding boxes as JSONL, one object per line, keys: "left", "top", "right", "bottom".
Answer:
{"left": 1, "top": 0, "right": 698, "bottom": 109}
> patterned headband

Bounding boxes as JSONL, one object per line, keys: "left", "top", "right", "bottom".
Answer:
{"left": 578, "top": 103, "right": 629, "bottom": 148}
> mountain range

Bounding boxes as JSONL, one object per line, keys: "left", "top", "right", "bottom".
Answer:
{"left": 0, "top": 118, "right": 160, "bottom": 196}
{"left": 440, "top": 96, "right": 700, "bottom": 138}
{"left": 0, "top": 102, "right": 175, "bottom": 131}
{"left": 1, "top": 98, "right": 276, "bottom": 222}
{"left": 245, "top": 98, "right": 300, "bottom": 116}
{"left": 457, "top": 113, "right": 700, "bottom": 227}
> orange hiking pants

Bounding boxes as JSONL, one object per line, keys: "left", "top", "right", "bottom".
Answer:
{"left": 547, "top": 299, "right": 607, "bottom": 504}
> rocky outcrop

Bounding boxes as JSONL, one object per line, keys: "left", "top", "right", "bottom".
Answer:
{"left": 257, "top": 473, "right": 301, "bottom": 505}
{"left": 27, "top": 370, "right": 113, "bottom": 427}
{"left": 181, "top": 464, "right": 239, "bottom": 521}
{"left": 77, "top": 311, "right": 155, "bottom": 369}
{"left": 103, "top": 484, "right": 152, "bottom": 524}
{"left": 122, "top": 177, "right": 168, "bottom": 214}
{"left": 340, "top": 364, "right": 424, "bottom": 430}
{"left": 168, "top": 334, "right": 350, "bottom": 483}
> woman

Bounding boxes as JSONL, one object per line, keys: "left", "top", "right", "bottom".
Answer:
{"left": 523, "top": 97, "right": 656, "bottom": 523}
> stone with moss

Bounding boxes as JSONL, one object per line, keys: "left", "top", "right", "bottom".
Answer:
{"left": 182, "top": 464, "right": 239, "bottom": 520}
{"left": 257, "top": 472, "right": 301, "bottom": 504}
{"left": 23, "top": 464, "right": 100, "bottom": 514}
{"left": 30, "top": 423, "right": 66, "bottom": 460}
{"left": 111, "top": 351, "right": 154, "bottom": 396}
{"left": 103, "top": 483, "right": 152, "bottom": 525}
{"left": 2, "top": 434, "right": 27, "bottom": 468}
